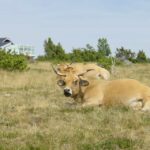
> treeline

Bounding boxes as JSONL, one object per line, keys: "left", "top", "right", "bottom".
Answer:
{"left": 37, "top": 37, "right": 111, "bottom": 62}
{"left": 37, "top": 37, "right": 150, "bottom": 66}
{"left": 0, "top": 37, "right": 149, "bottom": 71}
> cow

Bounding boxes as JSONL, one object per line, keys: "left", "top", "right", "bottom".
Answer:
{"left": 52, "top": 66, "right": 150, "bottom": 111}
{"left": 56, "top": 63, "right": 110, "bottom": 80}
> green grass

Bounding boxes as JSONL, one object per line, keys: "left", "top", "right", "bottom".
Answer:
{"left": 79, "top": 137, "right": 136, "bottom": 150}
{"left": 0, "top": 62, "right": 149, "bottom": 150}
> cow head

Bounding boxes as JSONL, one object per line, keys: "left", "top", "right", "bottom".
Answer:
{"left": 52, "top": 65, "right": 91, "bottom": 98}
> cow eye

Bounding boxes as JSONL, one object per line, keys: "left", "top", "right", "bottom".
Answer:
{"left": 57, "top": 80, "right": 66, "bottom": 86}
{"left": 73, "top": 80, "right": 78, "bottom": 85}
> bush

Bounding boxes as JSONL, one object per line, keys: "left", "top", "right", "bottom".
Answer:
{"left": 0, "top": 49, "right": 28, "bottom": 71}
{"left": 97, "top": 57, "right": 114, "bottom": 70}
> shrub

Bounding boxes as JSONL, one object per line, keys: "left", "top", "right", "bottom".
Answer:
{"left": 0, "top": 49, "right": 28, "bottom": 71}
{"left": 97, "top": 57, "right": 114, "bottom": 70}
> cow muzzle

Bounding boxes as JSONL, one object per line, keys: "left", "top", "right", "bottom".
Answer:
{"left": 64, "top": 88, "right": 72, "bottom": 97}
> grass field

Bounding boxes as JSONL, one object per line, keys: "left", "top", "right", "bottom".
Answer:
{"left": 0, "top": 62, "right": 150, "bottom": 150}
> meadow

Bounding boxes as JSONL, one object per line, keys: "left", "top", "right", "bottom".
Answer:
{"left": 0, "top": 62, "right": 150, "bottom": 150}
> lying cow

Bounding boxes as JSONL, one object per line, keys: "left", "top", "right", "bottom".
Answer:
{"left": 52, "top": 67, "right": 150, "bottom": 111}
{"left": 56, "top": 63, "right": 110, "bottom": 80}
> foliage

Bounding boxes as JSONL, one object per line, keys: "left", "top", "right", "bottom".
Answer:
{"left": 82, "top": 49, "right": 98, "bottom": 62}
{"left": 41, "top": 36, "right": 117, "bottom": 70}
{"left": 116, "top": 47, "right": 136, "bottom": 62}
{"left": 41, "top": 36, "right": 150, "bottom": 65}
{"left": 44, "top": 37, "right": 65, "bottom": 60}
{"left": 136, "top": 50, "right": 147, "bottom": 63}
{"left": 85, "top": 44, "right": 95, "bottom": 51}
{"left": 67, "top": 47, "right": 97, "bottom": 62}
{"left": 36, "top": 55, "right": 48, "bottom": 61}
{"left": 0, "top": 49, "right": 28, "bottom": 71}
{"left": 69, "top": 48, "right": 84, "bottom": 62}
{"left": 44, "top": 37, "right": 55, "bottom": 58}
{"left": 55, "top": 42, "right": 66, "bottom": 60}
{"left": 40, "top": 37, "right": 113, "bottom": 63}
{"left": 98, "top": 57, "right": 113, "bottom": 70}
{"left": 79, "top": 137, "right": 135, "bottom": 150}
{"left": 97, "top": 38, "right": 111, "bottom": 56}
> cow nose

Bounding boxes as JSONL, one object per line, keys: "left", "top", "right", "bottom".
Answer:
{"left": 64, "top": 88, "right": 72, "bottom": 97}
{"left": 64, "top": 88, "right": 70, "bottom": 93}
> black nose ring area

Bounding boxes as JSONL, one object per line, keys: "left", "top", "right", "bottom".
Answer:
{"left": 64, "top": 88, "right": 72, "bottom": 97}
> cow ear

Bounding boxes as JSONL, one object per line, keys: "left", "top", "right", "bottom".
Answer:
{"left": 79, "top": 79, "right": 89, "bottom": 86}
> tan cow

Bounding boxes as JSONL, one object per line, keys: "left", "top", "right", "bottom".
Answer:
{"left": 56, "top": 63, "right": 110, "bottom": 80}
{"left": 53, "top": 67, "right": 150, "bottom": 111}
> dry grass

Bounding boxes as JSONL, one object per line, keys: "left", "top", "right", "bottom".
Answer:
{"left": 0, "top": 62, "right": 150, "bottom": 150}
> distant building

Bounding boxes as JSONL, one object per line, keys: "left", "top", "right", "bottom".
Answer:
{"left": 0, "top": 37, "right": 34, "bottom": 58}
{"left": 0, "top": 38, "right": 14, "bottom": 48}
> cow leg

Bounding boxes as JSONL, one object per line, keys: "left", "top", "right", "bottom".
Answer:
{"left": 82, "top": 99, "right": 103, "bottom": 107}
{"left": 82, "top": 101, "right": 100, "bottom": 107}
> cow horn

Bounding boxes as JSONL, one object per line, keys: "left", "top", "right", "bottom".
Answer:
{"left": 78, "top": 69, "right": 94, "bottom": 76}
{"left": 51, "top": 65, "right": 66, "bottom": 76}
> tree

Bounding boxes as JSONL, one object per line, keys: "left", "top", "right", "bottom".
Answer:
{"left": 136, "top": 50, "right": 147, "bottom": 63}
{"left": 82, "top": 44, "right": 97, "bottom": 61}
{"left": 44, "top": 37, "right": 65, "bottom": 60}
{"left": 85, "top": 44, "right": 95, "bottom": 51}
{"left": 83, "top": 49, "right": 97, "bottom": 62}
{"left": 115, "top": 47, "right": 136, "bottom": 62}
{"left": 55, "top": 43, "right": 65, "bottom": 60}
{"left": 70, "top": 48, "right": 84, "bottom": 62}
{"left": 97, "top": 38, "right": 111, "bottom": 56}
{"left": 44, "top": 37, "right": 55, "bottom": 58}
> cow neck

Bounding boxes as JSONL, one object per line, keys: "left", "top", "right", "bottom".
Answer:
{"left": 72, "top": 82, "right": 84, "bottom": 102}
{"left": 78, "top": 82, "right": 84, "bottom": 102}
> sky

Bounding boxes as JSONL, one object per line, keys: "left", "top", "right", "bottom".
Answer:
{"left": 0, "top": 0, "right": 150, "bottom": 57}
